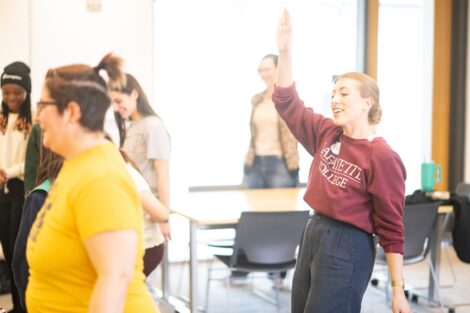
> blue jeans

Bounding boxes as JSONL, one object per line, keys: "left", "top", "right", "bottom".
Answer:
{"left": 292, "top": 213, "right": 376, "bottom": 313}
{"left": 243, "top": 155, "right": 295, "bottom": 188}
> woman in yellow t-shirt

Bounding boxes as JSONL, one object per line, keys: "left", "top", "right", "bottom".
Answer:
{"left": 26, "top": 54, "right": 158, "bottom": 313}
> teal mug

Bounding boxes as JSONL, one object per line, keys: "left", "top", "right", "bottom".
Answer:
{"left": 421, "top": 162, "right": 442, "bottom": 192}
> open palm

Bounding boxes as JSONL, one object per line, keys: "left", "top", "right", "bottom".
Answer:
{"left": 277, "top": 9, "right": 293, "bottom": 53}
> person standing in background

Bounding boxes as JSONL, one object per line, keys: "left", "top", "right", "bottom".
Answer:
{"left": 0, "top": 61, "right": 32, "bottom": 313}
{"left": 111, "top": 74, "right": 171, "bottom": 304}
{"left": 241, "top": 54, "right": 300, "bottom": 282}
{"left": 243, "top": 54, "right": 299, "bottom": 189}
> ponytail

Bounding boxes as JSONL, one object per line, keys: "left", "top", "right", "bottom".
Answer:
{"left": 44, "top": 52, "right": 127, "bottom": 132}
{"left": 95, "top": 53, "right": 126, "bottom": 91}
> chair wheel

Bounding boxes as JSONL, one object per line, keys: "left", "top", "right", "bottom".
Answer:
{"left": 370, "top": 278, "right": 379, "bottom": 286}
{"left": 411, "top": 294, "right": 418, "bottom": 303}
{"left": 448, "top": 309, "right": 455, "bottom": 313}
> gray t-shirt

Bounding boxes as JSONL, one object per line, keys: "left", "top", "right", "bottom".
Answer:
{"left": 122, "top": 115, "right": 171, "bottom": 197}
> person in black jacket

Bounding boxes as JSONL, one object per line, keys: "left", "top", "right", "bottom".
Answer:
{"left": 0, "top": 61, "right": 33, "bottom": 313}
{"left": 12, "top": 143, "right": 63, "bottom": 310}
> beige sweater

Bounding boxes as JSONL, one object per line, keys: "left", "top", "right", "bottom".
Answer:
{"left": 245, "top": 90, "right": 299, "bottom": 171}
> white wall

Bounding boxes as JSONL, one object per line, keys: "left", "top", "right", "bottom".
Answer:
{"left": 0, "top": 0, "right": 30, "bottom": 66}
{"left": 377, "top": 1, "right": 433, "bottom": 194}
{"left": 0, "top": 0, "right": 154, "bottom": 105}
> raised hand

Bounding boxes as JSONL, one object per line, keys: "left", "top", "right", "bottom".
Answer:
{"left": 275, "top": 8, "right": 294, "bottom": 87}
{"left": 277, "top": 8, "right": 293, "bottom": 54}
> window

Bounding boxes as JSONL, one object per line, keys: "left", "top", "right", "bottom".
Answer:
{"left": 154, "top": 0, "right": 359, "bottom": 191}
{"left": 377, "top": 0, "right": 433, "bottom": 193}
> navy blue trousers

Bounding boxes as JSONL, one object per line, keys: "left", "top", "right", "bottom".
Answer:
{"left": 243, "top": 155, "right": 295, "bottom": 188}
{"left": 292, "top": 213, "right": 376, "bottom": 313}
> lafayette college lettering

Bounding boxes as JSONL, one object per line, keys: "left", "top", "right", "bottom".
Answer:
{"left": 318, "top": 143, "right": 362, "bottom": 188}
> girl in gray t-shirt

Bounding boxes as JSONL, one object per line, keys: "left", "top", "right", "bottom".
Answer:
{"left": 109, "top": 73, "right": 171, "bottom": 305}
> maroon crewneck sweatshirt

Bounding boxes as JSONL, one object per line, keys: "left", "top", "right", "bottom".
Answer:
{"left": 273, "top": 84, "right": 406, "bottom": 254}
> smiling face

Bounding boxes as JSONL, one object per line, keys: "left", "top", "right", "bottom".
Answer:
{"left": 258, "top": 57, "right": 277, "bottom": 88}
{"left": 110, "top": 90, "right": 138, "bottom": 120}
{"left": 37, "top": 85, "right": 69, "bottom": 155}
{"left": 2, "top": 83, "right": 27, "bottom": 113}
{"left": 330, "top": 77, "right": 371, "bottom": 129}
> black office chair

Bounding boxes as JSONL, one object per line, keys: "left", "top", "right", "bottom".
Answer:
{"left": 205, "top": 210, "right": 309, "bottom": 312}
{"left": 455, "top": 182, "right": 470, "bottom": 197}
{"left": 373, "top": 202, "right": 450, "bottom": 312}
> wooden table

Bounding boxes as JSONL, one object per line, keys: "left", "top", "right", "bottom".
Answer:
{"left": 171, "top": 188, "right": 310, "bottom": 312}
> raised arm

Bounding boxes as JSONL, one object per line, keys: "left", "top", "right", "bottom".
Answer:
{"left": 273, "top": 9, "right": 337, "bottom": 156}
{"left": 276, "top": 9, "right": 294, "bottom": 87}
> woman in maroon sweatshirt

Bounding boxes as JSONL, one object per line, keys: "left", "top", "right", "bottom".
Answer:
{"left": 274, "top": 9, "right": 411, "bottom": 313}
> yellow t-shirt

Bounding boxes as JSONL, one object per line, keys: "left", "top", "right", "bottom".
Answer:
{"left": 26, "top": 142, "right": 158, "bottom": 313}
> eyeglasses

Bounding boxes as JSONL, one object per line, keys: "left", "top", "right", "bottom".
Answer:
{"left": 36, "top": 100, "right": 57, "bottom": 106}
{"left": 36, "top": 100, "right": 58, "bottom": 115}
